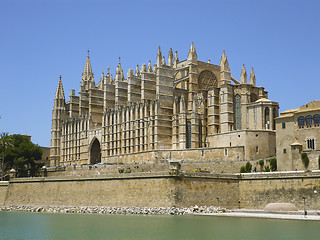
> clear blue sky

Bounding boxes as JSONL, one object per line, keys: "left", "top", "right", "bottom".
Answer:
{"left": 1, "top": 0, "right": 320, "bottom": 147}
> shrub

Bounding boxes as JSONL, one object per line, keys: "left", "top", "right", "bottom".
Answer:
{"left": 301, "top": 153, "right": 309, "bottom": 170}
{"left": 245, "top": 162, "right": 252, "bottom": 173}
{"left": 264, "top": 166, "right": 270, "bottom": 172}
{"left": 240, "top": 166, "right": 246, "bottom": 173}
{"left": 269, "top": 158, "right": 277, "bottom": 171}
{"left": 318, "top": 155, "right": 320, "bottom": 169}
{"left": 259, "top": 160, "right": 264, "bottom": 167}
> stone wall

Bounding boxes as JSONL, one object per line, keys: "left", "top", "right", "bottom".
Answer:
{"left": 1, "top": 171, "right": 320, "bottom": 210}
{"left": 0, "top": 182, "right": 8, "bottom": 206}
{"left": 239, "top": 171, "right": 320, "bottom": 210}
{"left": 172, "top": 174, "right": 239, "bottom": 208}
{"left": 45, "top": 158, "right": 261, "bottom": 178}
{"left": 3, "top": 173, "right": 175, "bottom": 208}
{"left": 101, "top": 147, "right": 245, "bottom": 164}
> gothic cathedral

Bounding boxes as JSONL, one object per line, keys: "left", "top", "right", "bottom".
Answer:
{"left": 50, "top": 43, "right": 279, "bottom": 166}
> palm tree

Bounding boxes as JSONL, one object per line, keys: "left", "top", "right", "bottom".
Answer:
{"left": 0, "top": 132, "right": 13, "bottom": 181}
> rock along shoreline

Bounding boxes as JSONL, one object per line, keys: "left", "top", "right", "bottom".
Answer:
{"left": 0, "top": 205, "right": 227, "bottom": 215}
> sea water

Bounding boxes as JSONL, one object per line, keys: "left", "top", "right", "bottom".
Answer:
{"left": 0, "top": 212, "right": 319, "bottom": 240}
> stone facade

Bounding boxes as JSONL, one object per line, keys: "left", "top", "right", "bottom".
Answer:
{"left": 276, "top": 100, "right": 320, "bottom": 171}
{"left": 50, "top": 43, "right": 279, "bottom": 166}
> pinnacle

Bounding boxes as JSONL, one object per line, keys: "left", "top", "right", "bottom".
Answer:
{"left": 55, "top": 75, "right": 65, "bottom": 100}
{"left": 157, "top": 46, "right": 162, "bottom": 56}
{"left": 188, "top": 42, "right": 197, "bottom": 60}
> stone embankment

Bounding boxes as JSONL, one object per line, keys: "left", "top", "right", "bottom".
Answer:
{"left": 0, "top": 205, "right": 227, "bottom": 215}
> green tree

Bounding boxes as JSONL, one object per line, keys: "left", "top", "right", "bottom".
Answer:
{"left": 269, "top": 158, "right": 277, "bottom": 171}
{"left": 0, "top": 132, "right": 13, "bottom": 180}
{"left": 245, "top": 162, "right": 252, "bottom": 173}
{"left": 0, "top": 134, "right": 43, "bottom": 177}
{"left": 301, "top": 152, "right": 309, "bottom": 170}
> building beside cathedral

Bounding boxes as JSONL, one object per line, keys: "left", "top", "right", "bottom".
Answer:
{"left": 276, "top": 100, "right": 320, "bottom": 171}
{"left": 50, "top": 43, "right": 279, "bottom": 166}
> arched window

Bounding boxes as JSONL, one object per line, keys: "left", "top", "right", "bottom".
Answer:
{"left": 298, "top": 116, "right": 304, "bottom": 127}
{"left": 234, "top": 94, "right": 241, "bottom": 130}
{"left": 265, "top": 108, "right": 270, "bottom": 129}
{"left": 186, "top": 121, "right": 191, "bottom": 149}
{"left": 306, "top": 115, "right": 312, "bottom": 126}
{"left": 198, "top": 71, "right": 217, "bottom": 91}
{"left": 314, "top": 114, "right": 320, "bottom": 125}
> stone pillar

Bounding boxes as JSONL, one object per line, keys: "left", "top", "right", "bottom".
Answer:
{"left": 179, "top": 95, "right": 187, "bottom": 149}
{"left": 220, "top": 84, "right": 234, "bottom": 133}
{"left": 154, "top": 64, "right": 174, "bottom": 150}
{"left": 191, "top": 94, "right": 199, "bottom": 148}
{"left": 207, "top": 88, "right": 219, "bottom": 136}
{"left": 144, "top": 101, "right": 149, "bottom": 151}
{"left": 130, "top": 104, "right": 135, "bottom": 153}
{"left": 135, "top": 104, "right": 139, "bottom": 152}
{"left": 172, "top": 98, "right": 179, "bottom": 149}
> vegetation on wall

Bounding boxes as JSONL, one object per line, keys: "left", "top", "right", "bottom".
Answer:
{"left": 240, "top": 162, "right": 252, "bottom": 173}
{"left": 240, "top": 158, "right": 277, "bottom": 173}
{"left": 301, "top": 152, "right": 309, "bottom": 170}
{"left": 318, "top": 155, "right": 320, "bottom": 169}
{"left": 258, "top": 160, "right": 264, "bottom": 170}
{"left": 269, "top": 158, "right": 277, "bottom": 171}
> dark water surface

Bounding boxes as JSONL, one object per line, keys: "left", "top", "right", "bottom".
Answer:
{"left": 0, "top": 211, "right": 319, "bottom": 240}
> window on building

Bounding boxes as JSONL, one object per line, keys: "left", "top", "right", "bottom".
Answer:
{"left": 306, "top": 115, "right": 312, "bottom": 126}
{"left": 298, "top": 116, "right": 305, "bottom": 127}
{"left": 283, "top": 149, "right": 286, "bottom": 154}
{"left": 225, "top": 148, "right": 228, "bottom": 156}
{"left": 199, "top": 120, "right": 202, "bottom": 148}
{"left": 282, "top": 122, "right": 286, "bottom": 129}
{"left": 256, "top": 146, "right": 259, "bottom": 153}
{"left": 307, "top": 139, "right": 315, "bottom": 150}
{"left": 234, "top": 94, "right": 241, "bottom": 130}
{"left": 186, "top": 121, "right": 191, "bottom": 149}
{"left": 314, "top": 114, "right": 320, "bottom": 125}
{"left": 265, "top": 107, "right": 270, "bottom": 129}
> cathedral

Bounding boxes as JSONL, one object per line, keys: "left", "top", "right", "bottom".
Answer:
{"left": 50, "top": 43, "right": 279, "bottom": 166}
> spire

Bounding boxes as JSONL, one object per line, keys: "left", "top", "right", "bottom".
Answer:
{"left": 240, "top": 64, "right": 247, "bottom": 84}
{"left": 82, "top": 51, "right": 94, "bottom": 83}
{"left": 147, "top": 60, "right": 153, "bottom": 72}
{"left": 157, "top": 46, "right": 162, "bottom": 67}
{"left": 220, "top": 49, "right": 230, "bottom": 72}
{"left": 55, "top": 75, "right": 65, "bottom": 100}
{"left": 97, "top": 72, "right": 104, "bottom": 89}
{"left": 135, "top": 64, "right": 140, "bottom": 76}
{"left": 249, "top": 67, "right": 256, "bottom": 86}
{"left": 188, "top": 42, "right": 197, "bottom": 61}
{"left": 54, "top": 75, "right": 66, "bottom": 109}
{"left": 168, "top": 48, "right": 173, "bottom": 67}
{"left": 174, "top": 51, "right": 179, "bottom": 68}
